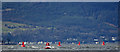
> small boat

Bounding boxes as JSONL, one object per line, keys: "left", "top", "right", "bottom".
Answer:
{"left": 45, "top": 42, "right": 51, "bottom": 49}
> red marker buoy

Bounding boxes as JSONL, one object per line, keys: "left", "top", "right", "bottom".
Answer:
{"left": 21, "top": 42, "right": 25, "bottom": 47}
{"left": 46, "top": 42, "right": 50, "bottom": 46}
{"left": 58, "top": 42, "right": 61, "bottom": 46}
{"left": 45, "top": 42, "right": 51, "bottom": 49}
{"left": 78, "top": 42, "right": 80, "bottom": 45}
{"left": 102, "top": 41, "right": 105, "bottom": 45}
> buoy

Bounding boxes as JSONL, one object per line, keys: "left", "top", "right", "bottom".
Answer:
{"left": 45, "top": 42, "right": 51, "bottom": 49}
{"left": 102, "top": 41, "right": 105, "bottom": 45}
{"left": 78, "top": 42, "right": 80, "bottom": 45}
{"left": 21, "top": 42, "right": 25, "bottom": 47}
{"left": 58, "top": 42, "right": 61, "bottom": 46}
{"left": 46, "top": 42, "right": 50, "bottom": 46}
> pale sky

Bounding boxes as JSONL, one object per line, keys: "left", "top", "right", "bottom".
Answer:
{"left": 1, "top": 0, "right": 120, "bottom": 2}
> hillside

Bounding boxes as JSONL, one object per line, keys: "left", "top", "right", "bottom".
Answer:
{"left": 2, "top": 2, "right": 118, "bottom": 43}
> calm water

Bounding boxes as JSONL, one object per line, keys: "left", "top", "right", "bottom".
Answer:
{"left": 2, "top": 50, "right": 119, "bottom": 52}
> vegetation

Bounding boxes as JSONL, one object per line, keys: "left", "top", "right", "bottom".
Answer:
{"left": 2, "top": 2, "right": 118, "bottom": 43}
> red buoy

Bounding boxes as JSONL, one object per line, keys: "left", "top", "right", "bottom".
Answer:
{"left": 78, "top": 42, "right": 80, "bottom": 45}
{"left": 21, "top": 42, "right": 25, "bottom": 47}
{"left": 46, "top": 42, "right": 50, "bottom": 46}
{"left": 57, "top": 42, "right": 61, "bottom": 46}
{"left": 102, "top": 41, "right": 105, "bottom": 45}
